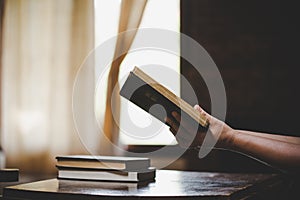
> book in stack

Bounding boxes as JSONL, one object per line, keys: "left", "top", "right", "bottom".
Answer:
{"left": 56, "top": 155, "right": 155, "bottom": 182}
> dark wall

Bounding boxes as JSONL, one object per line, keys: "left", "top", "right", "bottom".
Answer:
{"left": 180, "top": 0, "right": 300, "bottom": 172}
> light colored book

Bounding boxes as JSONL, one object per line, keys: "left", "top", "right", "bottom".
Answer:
{"left": 56, "top": 155, "right": 150, "bottom": 171}
{"left": 57, "top": 167, "right": 156, "bottom": 182}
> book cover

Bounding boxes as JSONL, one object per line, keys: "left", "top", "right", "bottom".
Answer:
{"left": 0, "top": 169, "right": 19, "bottom": 182}
{"left": 56, "top": 155, "right": 150, "bottom": 171}
{"left": 57, "top": 167, "right": 156, "bottom": 182}
{"left": 120, "top": 67, "right": 209, "bottom": 129}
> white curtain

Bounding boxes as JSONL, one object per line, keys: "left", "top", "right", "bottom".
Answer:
{"left": 1, "top": 0, "right": 94, "bottom": 173}
{"left": 102, "top": 0, "right": 147, "bottom": 155}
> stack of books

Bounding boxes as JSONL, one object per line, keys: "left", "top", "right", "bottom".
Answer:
{"left": 56, "top": 155, "right": 155, "bottom": 182}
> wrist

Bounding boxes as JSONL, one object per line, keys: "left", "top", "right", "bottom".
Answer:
{"left": 215, "top": 124, "right": 235, "bottom": 149}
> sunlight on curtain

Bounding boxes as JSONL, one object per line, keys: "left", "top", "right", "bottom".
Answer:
{"left": 119, "top": 0, "right": 180, "bottom": 145}
{"left": 1, "top": 0, "right": 94, "bottom": 173}
{"left": 94, "top": 0, "right": 120, "bottom": 151}
{"left": 95, "top": 0, "right": 147, "bottom": 155}
{"left": 94, "top": 0, "right": 180, "bottom": 146}
{"left": 0, "top": 0, "right": 5, "bottom": 169}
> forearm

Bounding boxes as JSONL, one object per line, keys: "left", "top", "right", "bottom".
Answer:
{"left": 224, "top": 129, "right": 300, "bottom": 173}
{"left": 168, "top": 105, "right": 300, "bottom": 173}
{"left": 237, "top": 130, "right": 300, "bottom": 145}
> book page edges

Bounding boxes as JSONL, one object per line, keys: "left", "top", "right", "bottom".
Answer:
{"left": 56, "top": 161, "right": 126, "bottom": 170}
{"left": 56, "top": 160, "right": 150, "bottom": 171}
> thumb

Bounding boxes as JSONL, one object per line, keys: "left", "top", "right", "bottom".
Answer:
{"left": 194, "top": 104, "right": 209, "bottom": 117}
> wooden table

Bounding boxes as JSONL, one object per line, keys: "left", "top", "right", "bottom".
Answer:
{"left": 1, "top": 170, "right": 289, "bottom": 199}
{"left": 0, "top": 173, "right": 55, "bottom": 199}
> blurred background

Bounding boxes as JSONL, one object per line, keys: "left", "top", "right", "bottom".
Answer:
{"left": 180, "top": 0, "right": 300, "bottom": 172}
{"left": 0, "top": 0, "right": 299, "bottom": 175}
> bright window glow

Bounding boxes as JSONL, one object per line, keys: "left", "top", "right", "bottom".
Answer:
{"left": 94, "top": 0, "right": 180, "bottom": 145}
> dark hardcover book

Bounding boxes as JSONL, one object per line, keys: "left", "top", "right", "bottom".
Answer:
{"left": 56, "top": 155, "right": 150, "bottom": 171}
{"left": 120, "top": 67, "right": 209, "bottom": 129}
{"left": 0, "top": 168, "right": 19, "bottom": 182}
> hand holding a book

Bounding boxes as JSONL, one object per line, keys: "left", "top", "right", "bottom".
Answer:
{"left": 166, "top": 105, "right": 300, "bottom": 174}
{"left": 121, "top": 67, "right": 300, "bottom": 173}
{"left": 165, "top": 105, "right": 233, "bottom": 149}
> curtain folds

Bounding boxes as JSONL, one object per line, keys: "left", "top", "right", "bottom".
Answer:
{"left": 0, "top": 0, "right": 146, "bottom": 172}
{"left": 1, "top": 0, "right": 94, "bottom": 173}
{"left": 0, "top": 0, "right": 5, "bottom": 169}
{"left": 102, "top": 0, "right": 147, "bottom": 154}
{"left": 0, "top": 0, "right": 4, "bottom": 143}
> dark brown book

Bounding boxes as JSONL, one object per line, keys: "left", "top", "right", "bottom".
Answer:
{"left": 0, "top": 168, "right": 19, "bottom": 182}
{"left": 120, "top": 67, "right": 209, "bottom": 129}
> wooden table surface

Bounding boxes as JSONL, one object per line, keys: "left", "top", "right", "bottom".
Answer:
{"left": 2, "top": 170, "right": 287, "bottom": 200}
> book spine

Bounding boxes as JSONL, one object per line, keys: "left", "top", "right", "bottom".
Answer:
{"left": 125, "top": 160, "right": 150, "bottom": 171}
